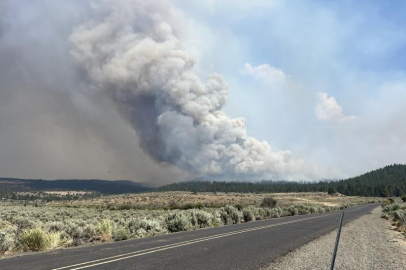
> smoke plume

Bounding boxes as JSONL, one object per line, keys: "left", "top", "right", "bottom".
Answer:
{"left": 69, "top": 0, "right": 318, "bottom": 179}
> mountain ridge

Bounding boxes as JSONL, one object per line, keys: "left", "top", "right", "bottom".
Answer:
{"left": 0, "top": 178, "right": 151, "bottom": 194}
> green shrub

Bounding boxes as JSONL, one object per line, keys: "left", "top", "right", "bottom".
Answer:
{"left": 383, "top": 203, "right": 402, "bottom": 212}
{"left": 59, "top": 231, "right": 73, "bottom": 247}
{"left": 260, "top": 197, "right": 277, "bottom": 208}
{"left": 65, "top": 222, "right": 83, "bottom": 239}
{"left": 287, "top": 206, "right": 298, "bottom": 216}
{"left": 18, "top": 228, "right": 53, "bottom": 252}
{"left": 262, "top": 208, "right": 272, "bottom": 218}
{"left": 97, "top": 220, "right": 112, "bottom": 242}
{"left": 393, "top": 211, "right": 406, "bottom": 224}
{"left": 317, "top": 206, "right": 325, "bottom": 213}
{"left": 219, "top": 205, "right": 241, "bottom": 225}
{"left": 381, "top": 213, "right": 389, "bottom": 220}
{"left": 106, "top": 204, "right": 117, "bottom": 210}
{"left": 140, "top": 219, "right": 162, "bottom": 232}
{"left": 328, "top": 187, "right": 336, "bottom": 195}
{"left": 242, "top": 208, "right": 255, "bottom": 222}
{"left": 12, "top": 217, "right": 37, "bottom": 231}
{"left": 295, "top": 205, "right": 310, "bottom": 215}
{"left": 256, "top": 208, "right": 265, "bottom": 220}
{"left": 127, "top": 218, "right": 142, "bottom": 235}
{"left": 48, "top": 221, "right": 65, "bottom": 232}
{"left": 340, "top": 203, "right": 354, "bottom": 209}
{"left": 0, "top": 230, "right": 15, "bottom": 254}
{"left": 165, "top": 213, "right": 190, "bottom": 232}
{"left": 392, "top": 204, "right": 401, "bottom": 211}
{"left": 83, "top": 224, "right": 97, "bottom": 239}
{"left": 47, "top": 232, "right": 61, "bottom": 249}
{"left": 211, "top": 211, "right": 223, "bottom": 227}
{"left": 127, "top": 218, "right": 163, "bottom": 236}
{"left": 117, "top": 204, "right": 133, "bottom": 210}
{"left": 382, "top": 199, "right": 393, "bottom": 207}
{"left": 270, "top": 208, "right": 281, "bottom": 218}
{"left": 190, "top": 210, "right": 213, "bottom": 228}
{"left": 113, "top": 227, "right": 130, "bottom": 241}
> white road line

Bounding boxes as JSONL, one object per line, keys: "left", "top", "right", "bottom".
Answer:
{"left": 51, "top": 213, "right": 339, "bottom": 270}
{"left": 51, "top": 205, "right": 373, "bottom": 270}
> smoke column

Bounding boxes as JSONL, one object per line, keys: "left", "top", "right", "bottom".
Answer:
{"left": 70, "top": 0, "right": 317, "bottom": 179}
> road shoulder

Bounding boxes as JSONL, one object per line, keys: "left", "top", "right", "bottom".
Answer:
{"left": 262, "top": 206, "right": 406, "bottom": 270}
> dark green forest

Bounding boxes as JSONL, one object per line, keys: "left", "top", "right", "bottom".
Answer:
{"left": 155, "top": 164, "right": 406, "bottom": 197}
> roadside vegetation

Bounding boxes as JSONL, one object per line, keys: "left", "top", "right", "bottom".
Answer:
{"left": 0, "top": 193, "right": 378, "bottom": 257}
{"left": 381, "top": 196, "right": 406, "bottom": 238}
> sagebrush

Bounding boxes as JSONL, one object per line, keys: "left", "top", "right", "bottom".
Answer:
{"left": 0, "top": 198, "right": 362, "bottom": 256}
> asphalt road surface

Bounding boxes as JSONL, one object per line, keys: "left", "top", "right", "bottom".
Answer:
{"left": 0, "top": 203, "right": 379, "bottom": 270}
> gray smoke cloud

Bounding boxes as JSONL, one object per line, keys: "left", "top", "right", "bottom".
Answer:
{"left": 69, "top": 0, "right": 322, "bottom": 179}
{"left": 0, "top": 0, "right": 330, "bottom": 184}
{"left": 0, "top": 0, "right": 193, "bottom": 185}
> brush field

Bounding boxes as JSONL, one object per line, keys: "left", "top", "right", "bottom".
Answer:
{"left": 50, "top": 191, "right": 378, "bottom": 209}
{"left": 381, "top": 197, "right": 406, "bottom": 237}
{"left": 0, "top": 192, "right": 380, "bottom": 257}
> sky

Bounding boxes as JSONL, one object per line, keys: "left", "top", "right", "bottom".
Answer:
{"left": 1, "top": 0, "right": 406, "bottom": 185}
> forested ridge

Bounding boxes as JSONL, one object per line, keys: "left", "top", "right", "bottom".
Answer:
{"left": 156, "top": 164, "right": 406, "bottom": 197}
{"left": 0, "top": 178, "right": 150, "bottom": 194}
{"left": 1, "top": 164, "right": 405, "bottom": 197}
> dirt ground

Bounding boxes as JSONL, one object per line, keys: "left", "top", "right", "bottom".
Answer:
{"left": 263, "top": 206, "right": 406, "bottom": 270}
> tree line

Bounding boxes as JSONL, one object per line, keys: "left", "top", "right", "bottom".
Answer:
{"left": 155, "top": 164, "right": 406, "bottom": 197}
{"left": 0, "top": 178, "right": 150, "bottom": 194}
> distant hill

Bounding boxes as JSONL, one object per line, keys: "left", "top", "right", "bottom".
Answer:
{"left": 332, "top": 164, "right": 406, "bottom": 197}
{"left": 155, "top": 164, "right": 406, "bottom": 197}
{"left": 0, "top": 178, "right": 151, "bottom": 194}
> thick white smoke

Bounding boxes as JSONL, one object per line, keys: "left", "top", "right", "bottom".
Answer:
{"left": 70, "top": 0, "right": 317, "bottom": 179}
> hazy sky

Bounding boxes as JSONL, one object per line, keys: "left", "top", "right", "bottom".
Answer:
{"left": 1, "top": 0, "right": 406, "bottom": 185}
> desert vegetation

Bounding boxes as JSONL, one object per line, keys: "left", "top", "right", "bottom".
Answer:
{"left": 0, "top": 190, "right": 100, "bottom": 203}
{"left": 381, "top": 198, "right": 406, "bottom": 237}
{"left": 0, "top": 192, "right": 379, "bottom": 257}
{"left": 48, "top": 191, "right": 378, "bottom": 210}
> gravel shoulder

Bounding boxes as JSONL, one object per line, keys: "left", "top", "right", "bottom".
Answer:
{"left": 263, "top": 206, "right": 406, "bottom": 270}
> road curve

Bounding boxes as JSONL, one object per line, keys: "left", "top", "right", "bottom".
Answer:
{"left": 0, "top": 203, "right": 379, "bottom": 270}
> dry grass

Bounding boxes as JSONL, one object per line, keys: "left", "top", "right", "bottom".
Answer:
{"left": 50, "top": 191, "right": 379, "bottom": 209}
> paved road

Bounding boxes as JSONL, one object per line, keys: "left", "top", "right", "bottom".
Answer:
{"left": 0, "top": 203, "right": 379, "bottom": 270}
